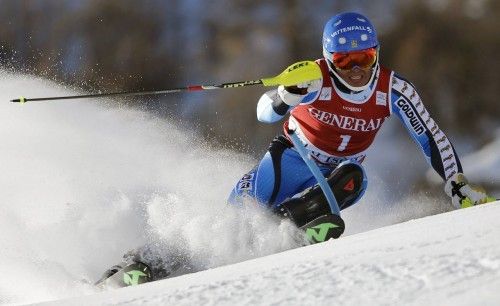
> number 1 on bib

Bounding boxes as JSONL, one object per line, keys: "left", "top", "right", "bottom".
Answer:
{"left": 337, "top": 135, "right": 351, "bottom": 152}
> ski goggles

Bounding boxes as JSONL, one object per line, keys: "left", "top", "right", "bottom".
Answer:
{"left": 331, "top": 47, "right": 377, "bottom": 71}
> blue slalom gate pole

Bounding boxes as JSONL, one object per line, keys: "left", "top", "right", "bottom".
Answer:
{"left": 287, "top": 127, "right": 341, "bottom": 216}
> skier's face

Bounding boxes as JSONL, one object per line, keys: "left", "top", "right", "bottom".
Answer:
{"left": 335, "top": 66, "right": 373, "bottom": 88}
{"left": 330, "top": 47, "right": 377, "bottom": 88}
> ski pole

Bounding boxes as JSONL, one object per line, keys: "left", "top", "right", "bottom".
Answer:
{"left": 10, "top": 61, "right": 321, "bottom": 103}
{"left": 287, "top": 124, "right": 341, "bottom": 217}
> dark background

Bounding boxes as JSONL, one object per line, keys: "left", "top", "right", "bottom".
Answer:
{"left": 1, "top": 0, "right": 499, "bottom": 157}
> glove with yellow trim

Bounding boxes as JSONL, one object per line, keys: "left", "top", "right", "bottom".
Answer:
{"left": 444, "top": 173, "right": 496, "bottom": 209}
{"left": 277, "top": 78, "right": 322, "bottom": 107}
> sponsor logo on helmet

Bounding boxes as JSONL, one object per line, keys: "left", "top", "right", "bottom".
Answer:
{"left": 396, "top": 98, "right": 425, "bottom": 135}
{"left": 308, "top": 107, "right": 384, "bottom": 132}
{"left": 331, "top": 26, "right": 372, "bottom": 38}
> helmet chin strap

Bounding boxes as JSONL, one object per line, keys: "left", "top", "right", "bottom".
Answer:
{"left": 323, "top": 48, "right": 379, "bottom": 92}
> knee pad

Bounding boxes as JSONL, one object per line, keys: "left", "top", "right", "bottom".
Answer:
{"left": 329, "top": 160, "right": 367, "bottom": 210}
{"left": 275, "top": 160, "right": 367, "bottom": 227}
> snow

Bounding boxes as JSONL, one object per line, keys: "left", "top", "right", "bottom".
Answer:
{"left": 45, "top": 201, "right": 500, "bottom": 306}
{"left": 455, "top": 130, "right": 500, "bottom": 190}
{"left": 0, "top": 72, "right": 499, "bottom": 306}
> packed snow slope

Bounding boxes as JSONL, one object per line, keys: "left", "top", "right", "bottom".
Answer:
{"left": 48, "top": 201, "right": 500, "bottom": 306}
{"left": 0, "top": 71, "right": 498, "bottom": 305}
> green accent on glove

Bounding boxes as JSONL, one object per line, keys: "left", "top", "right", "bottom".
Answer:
{"left": 484, "top": 196, "right": 497, "bottom": 204}
{"left": 460, "top": 197, "right": 474, "bottom": 208}
{"left": 461, "top": 196, "right": 496, "bottom": 208}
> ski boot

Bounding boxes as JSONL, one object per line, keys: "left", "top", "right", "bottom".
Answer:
{"left": 95, "top": 245, "right": 195, "bottom": 289}
{"left": 276, "top": 161, "right": 366, "bottom": 243}
{"left": 95, "top": 258, "right": 152, "bottom": 289}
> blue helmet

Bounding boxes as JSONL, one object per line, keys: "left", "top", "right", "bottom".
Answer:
{"left": 323, "top": 12, "right": 378, "bottom": 54}
{"left": 322, "top": 12, "right": 379, "bottom": 92}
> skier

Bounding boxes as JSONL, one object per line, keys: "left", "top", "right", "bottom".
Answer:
{"left": 96, "top": 11, "right": 495, "bottom": 288}
{"left": 228, "top": 11, "right": 495, "bottom": 241}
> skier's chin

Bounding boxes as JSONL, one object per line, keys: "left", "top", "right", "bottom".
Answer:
{"left": 347, "top": 77, "right": 368, "bottom": 87}
{"left": 337, "top": 70, "right": 371, "bottom": 88}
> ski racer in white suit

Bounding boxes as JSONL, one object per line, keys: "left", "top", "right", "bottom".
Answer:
{"left": 229, "top": 11, "right": 495, "bottom": 237}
